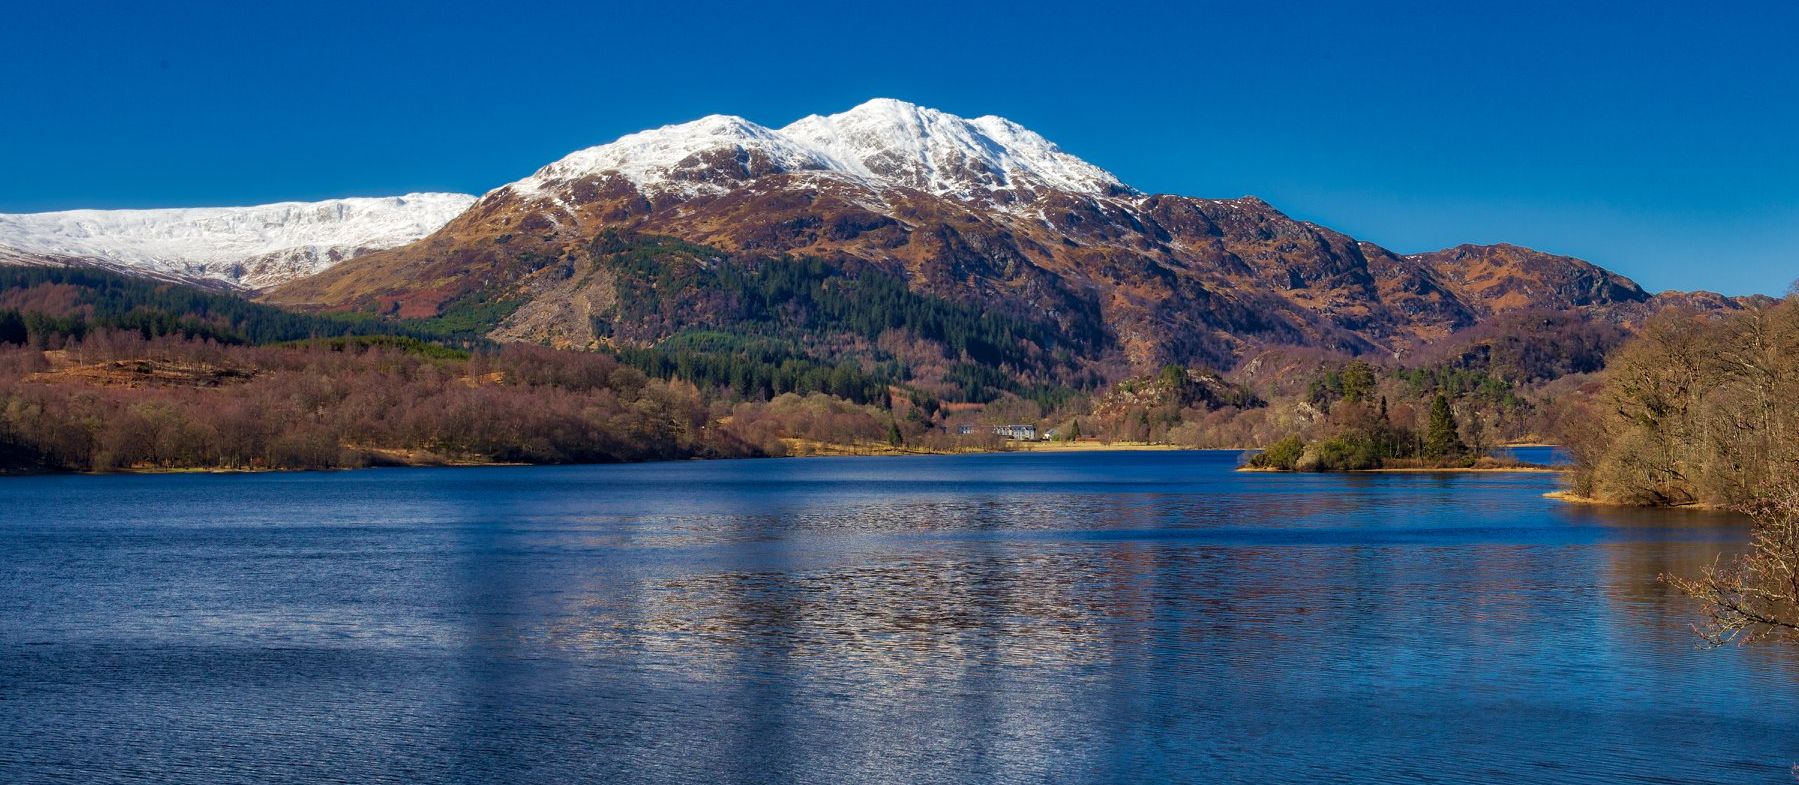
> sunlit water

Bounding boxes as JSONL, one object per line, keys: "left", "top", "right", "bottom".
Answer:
{"left": 2, "top": 449, "right": 1795, "bottom": 783}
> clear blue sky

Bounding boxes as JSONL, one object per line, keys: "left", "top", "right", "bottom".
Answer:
{"left": 4, "top": 0, "right": 1794, "bottom": 295}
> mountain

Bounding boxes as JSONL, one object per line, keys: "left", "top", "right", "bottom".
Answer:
{"left": 504, "top": 99, "right": 1132, "bottom": 208}
{"left": 1405, "top": 244, "right": 1648, "bottom": 314}
{"left": 268, "top": 100, "right": 1670, "bottom": 382}
{"left": 0, "top": 193, "right": 476, "bottom": 290}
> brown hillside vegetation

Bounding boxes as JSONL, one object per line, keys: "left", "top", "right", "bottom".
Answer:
{"left": 28, "top": 353, "right": 257, "bottom": 388}
{"left": 1562, "top": 296, "right": 1799, "bottom": 508}
{"left": 0, "top": 333, "right": 910, "bottom": 472}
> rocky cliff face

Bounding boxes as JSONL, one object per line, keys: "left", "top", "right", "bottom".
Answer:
{"left": 266, "top": 100, "right": 1663, "bottom": 376}
{"left": 1407, "top": 244, "right": 1649, "bottom": 314}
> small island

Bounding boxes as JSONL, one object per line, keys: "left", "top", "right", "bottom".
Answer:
{"left": 1240, "top": 373, "right": 1551, "bottom": 473}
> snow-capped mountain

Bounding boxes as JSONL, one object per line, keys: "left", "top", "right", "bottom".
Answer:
{"left": 0, "top": 193, "right": 476, "bottom": 289}
{"left": 273, "top": 98, "right": 1655, "bottom": 371}
{"left": 506, "top": 98, "right": 1130, "bottom": 207}
{"left": 782, "top": 99, "right": 1131, "bottom": 201}
{"left": 1, "top": 101, "right": 1125, "bottom": 292}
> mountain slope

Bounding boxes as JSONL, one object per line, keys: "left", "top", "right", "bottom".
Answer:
{"left": 1408, "top": 243, "right": 1648, "bottom": 314}
{"left": 267, "top": 100, "right": 1661, "bottom": 380}
{"left": 0, "top": 193, "right": 476, "bottom": 289}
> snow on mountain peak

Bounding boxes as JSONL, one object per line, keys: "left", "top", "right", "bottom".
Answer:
{"left": 0, "top": 193, "right": 476, "bottom": 289}
{"left": 514, "top": 114, "right": 848, "bottom": 199}
{"left": 781, "top": 99, "right": 1131, "bottom": 199}
{"left": 508, "top": 99, "right": 1132, "bottom": 205}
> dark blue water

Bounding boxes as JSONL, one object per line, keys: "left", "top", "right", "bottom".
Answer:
{"left": 1498, "top": 445, "right": 1571, "bottom": 465}
{"left": 2, "top": 451, "right": 1794, "bottom": 783}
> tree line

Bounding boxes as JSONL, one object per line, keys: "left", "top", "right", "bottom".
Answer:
{"left": 1562, "top": 299, "right": 1799, "bottom": 507}
{"left": 0, "top": 266, "right": 487, "bottom": 348}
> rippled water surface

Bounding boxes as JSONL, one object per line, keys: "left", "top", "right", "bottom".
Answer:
{"left": 3, "top": 450, "right": 1796, "bottom": 783}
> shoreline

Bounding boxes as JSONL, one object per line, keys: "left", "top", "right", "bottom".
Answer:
{"left": 1541, "top": 490, "right": 1728, "bottom": 510}
{"left": 776, "top": 438, "right": 1227, "bottom": 458}
{"left": 5, "top": 440, "right": 1572, "bottom": 478}
{"left": 1357, "top": 466, "right": 1560, "bottom": 474}
{"left": 5, "top": 442, "right": 1563, "bottom": 478}
{"left": 1543, "top": 490, "right": 1624, "bottom": 506}
{"left": 3, "top": 440, "right": 1240, "bottom": 477}
{"left": 1007, "top": 440, "right": 1207, "bottom": 453}
{"left": 1238, "top": 465, "right": 1561, "bottom": 475}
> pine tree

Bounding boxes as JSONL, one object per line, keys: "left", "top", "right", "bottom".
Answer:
{"left": 1424, "top": 394, "right": 1466, "bottom": 458}
{"left": 1341, "top": 360, "right": 1376, "bottom": 403}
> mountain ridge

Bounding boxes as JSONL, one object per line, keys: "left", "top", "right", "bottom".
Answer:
{"left": 504, "top": 99, "right": 1132, "bottom": 208}
{"left": 0, "top": 98, "right": 1733, "bottom": 386}
{"left": 0, "top": 193, "right": 475, "bottom": 289}
{"left": 265, "top": 99, "right": 1709, "bottom": 382}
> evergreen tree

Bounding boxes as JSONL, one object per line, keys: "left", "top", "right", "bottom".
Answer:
{"left": 1341, "top": 360, "right": 1377, "bottom": 403}
{"left": 0, "top": 309, "right": 25, "bottom": 346}
{"left": 1424, "top": 394, "right": 1467, "bottom": 458}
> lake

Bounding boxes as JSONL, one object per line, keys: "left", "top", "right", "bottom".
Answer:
{"left": 2, "top": 450, "right": 1795, "bottom": 783}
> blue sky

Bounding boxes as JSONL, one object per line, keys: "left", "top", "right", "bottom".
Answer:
{"left": 3, "top": 0, "right": 1794, "bottom": 295}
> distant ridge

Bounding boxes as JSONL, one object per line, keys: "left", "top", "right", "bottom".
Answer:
{"left": 0, "top": 193, "right": 475, "bottom": 289}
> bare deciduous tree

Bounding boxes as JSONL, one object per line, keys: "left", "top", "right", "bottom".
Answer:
{"left": 1663, "top": 483, "right": 1799, "bottom": 646}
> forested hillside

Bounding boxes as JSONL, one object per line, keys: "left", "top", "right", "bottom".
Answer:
{"left": 0, "top": 262, "right": 1781, "bottom": 476}
{"left": 0, "top": 268, "right": 908, "bottom": 472}
{"left": 583, "top": 232, "right": 1103, "bottom": 407}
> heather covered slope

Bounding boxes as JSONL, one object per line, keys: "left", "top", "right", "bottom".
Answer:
{"left": 1407, "top": 243, "right": 1648, "bottom": 314}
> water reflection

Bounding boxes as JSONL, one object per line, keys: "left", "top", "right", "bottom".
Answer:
{"left": 2, "top": 452, "right": 1796, "bottom": 784}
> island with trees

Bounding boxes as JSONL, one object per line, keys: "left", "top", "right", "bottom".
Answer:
{"left": 1238, "top": 360, "right": 1548, "bottom": 472}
